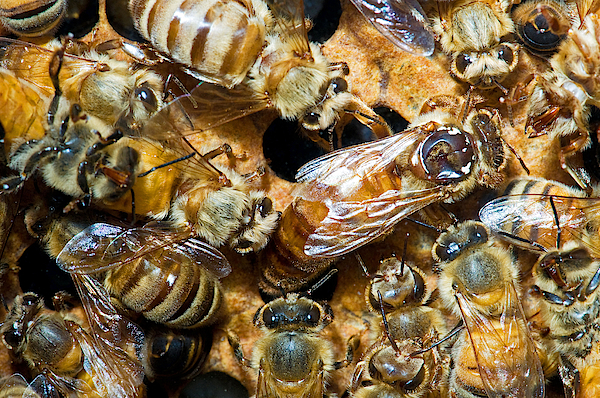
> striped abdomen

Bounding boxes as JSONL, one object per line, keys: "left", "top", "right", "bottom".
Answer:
{"left": 129, "top": 0, "right": 268, "bottom": 88}
{"left": 105, "top": 251, "right": 222, "bottom": 329}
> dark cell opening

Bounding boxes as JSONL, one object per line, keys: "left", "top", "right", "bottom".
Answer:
{"left": 305, "top": 0, "right": 342, "bottom": 43}
{"left": 57, "top": 0, "right": 99, "bottom": 38}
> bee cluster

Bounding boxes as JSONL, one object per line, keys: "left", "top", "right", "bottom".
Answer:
{"left": 0, "top": 0, "right": 599, "bottom": 397}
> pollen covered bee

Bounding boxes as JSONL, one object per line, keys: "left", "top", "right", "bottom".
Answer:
{"left": 0, "top": 292, "right": 144, "bottom": 398}
{"left": 126, "top": 0, "right": 391, "bottom": 150}
{"left": 433, "top": 221, "right": 545, "bottom": 398}
{"left": 351, "top": 257, "right": 450, "bottom": 398}
{"left": 227, "top": 291, "right": 359, "bottom": 398}
{"left": 524, "top": 15, "right": 600, "bottom": 192}
{"left": 292, "top": 104, "right": 508, "bottom": 258}
{"left": 48, "top": 216, "right": 231, "bottom": 329}
{"left": 429, "top": 0, "right": 520, "bottom": 88}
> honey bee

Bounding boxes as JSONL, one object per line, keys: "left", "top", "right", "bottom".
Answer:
{"left": 126, "top": 0, "right": 392, "bottom": 150}
{"left": 349, "top": 0, "right": 435, "bottom": 56}
{"left": 47, "top": 216, "right": 231, "bottom": 329}
{"left": 227, "top": 293, "right": 360, "bottom": 398}
{"left": 428, "top": 0, "right": 520, "bottom": 88}
{"left": 0, "top": 37, "right": 164, "bottom": 138}
{"left": 140, "top": 326, "right": 211, "bottom": 380}
{"left": 292, "top": 105, "right": 508, "bottom": 258}
{"left": 432, "top": 221, "right": 545, "bottom": 398}
{"left": 511, "top": 0, "right": 577, "bottom": 55}
{"left": 0, "top": 292, "right": 144, "bottom": 398}
{"left": 350, "top": 257, "right": 450, "bottom": 398}
{"left": 524, "top": 15, "right": 600, "bottom": 192}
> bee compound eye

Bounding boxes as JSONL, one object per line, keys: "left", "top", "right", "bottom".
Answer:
{"left": 455, "top": 53, "right": 472, "bottom": 74}
{"left": 435, "top": 241, "right": 461, "bottom": 262}
{"left": 497, "top": 45, "right": 514, "bottom": 65}
{"left": 331, "top": 77, "right": 348, "bottom": 94}
{"left": 468, "top": 224, "right": 488, "bottom": 245}
{"left": 415, "top": 127, "right": 475, "bottom": 183}
{"left": 305, "top": 305, "right": 320, "bottom": 326}
{"left": 258, "top": 197, "right": 273, "bottom": 218}
{"left": 305, "top": 112, "right": 320, "bottom": 126}
{"left": 263, "top": 307, "right": 277, "bottom": 327}
{"left": 134, "top": 86, "right": 158, "bottom": 111}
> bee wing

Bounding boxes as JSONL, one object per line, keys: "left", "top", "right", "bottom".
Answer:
{"left": 576, "top": 0, "right": 600, "bottom": 23}
{"left": 267, "top": 0, "right": 311, "bottom": 54}
{"left": 65, "top": 306, "right": 145, "bottom": 398}
{"left": 0, "top": 374, "right": 40, "bottom": 398}
{"left": 57, "top": 223, "right": 230, "bottom": 277}
{"left": 305, "top": 186, "right": 445, "bottom": 256}
{"left": 456, "top": 284, "right": 545, "bottom": 398}
{"left": 349, "top": 0, "right": 435, "bottom": 56}
{"left": 479, "top": 194, "right": 600, "bottom": 257}
{"left": 30, "top": 371, "right": 95, "bottom": 398}
{"left": 0, "top": 38, "right": 105, "bottom": 95}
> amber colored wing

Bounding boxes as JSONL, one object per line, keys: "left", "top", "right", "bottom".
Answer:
{"left": 455, "top": 284, "right": 545, "bottom": 398}
{"left": 479, "top": 194, "right": 600, "bottom": 258}
{"left": 305, "top": 186, "right": 445, "bottom": 257}
{"left": 349, "top": 0, "right": 434, "bottom": 56}
{"left": 0, "top": 38, "right": 105, "bottom": 95}
{"left": 0, "top": 68, "right": 51, "bottom": 148}
{"left": 56, "top": 223, "right": 231, "bottom": 277}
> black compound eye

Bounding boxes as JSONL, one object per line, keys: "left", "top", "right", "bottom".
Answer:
{"left": 331, "top": 77, "right": 348, "bottom": 94}
{"left": 435, "top": 241, "right": 461, "bottom": 262}
{"left": 305, "top": 306, "right": 320, "bottom": 326}
{"left": 497, "top": 45, "right": 514, "bottom": 65}
{"left": 21, "top": 293, "right": 38, "bottom": 307}
{"left": 2, "top": 328, "right": 21, "bottom": 350}
{"left": 413, "top": 127, "right": 475, "bottom": 183}
{"left": 402, "top": 362, "right": 426, "bottom": 392}
{"left": 262, "top": 307, "right": 277, "bottom": 327}
{"left": 305, "top": 112, "right": 320, "bottom": 126}
{"left": 134, "top": 86, "right": 158, "bottom": 111}
{"left": 258, "top": 197, "right": 273, "bottom": 218}
{"left": 468, "top": 224, "right": 488, "bottom": 245}
{"left": 455, "top": 53, "right": 472, "bottom": 74}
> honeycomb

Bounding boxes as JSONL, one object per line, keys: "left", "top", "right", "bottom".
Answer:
{"left": 0, "top": 0, "right": 596, "bottom": 397}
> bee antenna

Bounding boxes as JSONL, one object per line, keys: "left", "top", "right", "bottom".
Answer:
{"left": 130, "top": 189, "right": 136, "bottom": 225}
{"left": 378, "top": 290, "right": 400, "bottom": 353}
{"left": 307, "top": 268, "right": 338, "bottom": 297}
{"left": 499, "top": 134, "right": 530, "bottom": 175}
{"left": 355, "top": 253, "right": 370, "bottom": 278}
{"left": 459, "top": 86, "right": 474, "bottom": 124}
{"left": 400, "top": 233, "right": 409, "bottom": 276}
{"left": 410, "top": 320, "right": 464, "bottom": 357}
{"left": 496, "top": 230, "right": 548, "bottom": 252}
{"left": 549, "top": 196, "right": 561, "bottom": 248}
{"left": 406, "top": 217, "right": 443, "bottom": 233}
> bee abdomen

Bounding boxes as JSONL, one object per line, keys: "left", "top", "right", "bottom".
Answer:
{"left": 106, "top": 258, "right": 222, "bottom": 329}
{"left": 129, "top": 0, "right": 267, "bottom": 87}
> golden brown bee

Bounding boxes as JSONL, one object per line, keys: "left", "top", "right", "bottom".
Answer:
{"left": 0, "top": 38, "right": 164, "bottom": 137}
{"left": 227, "top": 293, "right": 359, "bottom": 398}
{"left": 511, "top": 0, "right": 577, "bottom": 55}
{"left": 350, "top": 257, "right": 450, "bottom": 398}
{"left": 429, "top": 0, "right": 520, "bottom": 88}
{"left": 433, "top": 221, "right": 545, "bottom": 398}
{"left": 126, "top": 0, "right": 391, "bottom": 150}
{"left": 0, "top": 0, "right": 67, "bottom": 36}
{"left": 524, "top": 15, "right": 600, "bottom": 192}
{"left": 479, "top": 177, "right": 600, "bottom": 256}
{"left": 0, "top": 292, "right": 144, "bottom": 398}
{"left": 140, "top": 326, "right": 212, "bottom": 380}
{"left": 292, "top": 105, "right": 508, "bottom": 258}
{"left": 348, "top": 0, "right": 435, "bottom": 56}
{"left": 49, "top": 216, "right": 230, "bottom": 329}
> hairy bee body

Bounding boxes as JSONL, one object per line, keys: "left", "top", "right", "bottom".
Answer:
{"left": 129, "top": 0, "right": 270, "bottom": 88}
{"left": 0, "top": 0, "right": 67, "bottom": 36}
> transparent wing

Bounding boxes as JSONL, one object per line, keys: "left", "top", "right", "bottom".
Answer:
{"left": 0, "top": 374, "right": 40, "bottom": 398}
{"left": 57, "top": 223, "right": 231, "bottom": 277}
{"left": 305, "top": 186, "right": 445, "bottom": 257}
{"left": 456, "top": 284, "right": 545, "bottom": 398}
{"left": 66, "top": 313, "right": 144, "bottom": 398}
{"left": 295, "top": 126, "right": 429, "bottom": 199}
{"left": 576, "top": 0, "right": 600, "bottom": 24}
{"left": 349, "top": 0, "right": 435, "bottom": 56}
{"left": 30, "top": 371, "right": 95, "bottom": 398}
{"left": 479, "top": 194, "right": 600, "bottom": 258}
{"left": 0, "top": 38, "right": 105, "bottom": 95}
{"left": 267, "top": 0, "right": 311, "bottom": 54}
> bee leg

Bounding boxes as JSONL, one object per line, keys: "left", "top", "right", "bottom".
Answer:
{"left": 241, "top": 166, "right": 266, "bottom": 182}
{"left": 226, "top": 329, "right": 250, "bottom": 368}
{"left": 333, "top": 334, "right": 360, "bottom": 370}
{"left": 202, "top": 144, "right": 234, "bottom": 162}
{"left": 558, "top": 131, "right": 593, "bottom": 194}
{"left": 52, "top": 291, "right": 77, "bottom": 313}
{"left": 559, "top": 355, "right": 580, "bottom": 398}
{"left": 350, "top": 361, "right": 368, "bottom": 392}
